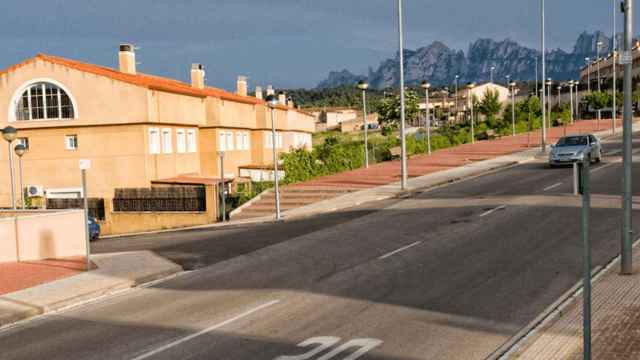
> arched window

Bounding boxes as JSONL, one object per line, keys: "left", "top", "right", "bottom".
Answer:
{"left": 15, "top": 82, "right": 75, "bottom": 121}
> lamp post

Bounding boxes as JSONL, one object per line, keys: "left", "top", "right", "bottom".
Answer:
{"left": 421, "top": 80, "right": 432, "bottom": 155}
{"left": 468, "top": 83, "right": 476, "bottom": 144}
{"left": 509, "top": 81, "right": 517, "bottom": 136}
{"left": 490, "top": 66, "right": 496, "bottom": 83}
{"left": 14, "top": 144, "right": 26, "bottom": 209}
{"left": 540, "top": 0, "right": 547, "bottom": 151}
{"left": 596, "top": 41, "right": 603, "bottom": 92}
{"left": 397, "top": 0, "right": 408, "bottom": 190}
{"left": 546, "top": 78, "right": 553, "bottom": 129}
{"left": 454, "top": 75, "right": 459, "bottom": 122}
{"left": 357, "top": 80, "right": 370, "bottom": 168}
{"left": 558, "top": 85, "right": 566, "bottom": 135}
{"left": 265, "top": 94, "right": 282, "bottom": 220}
{"left": 613, "top": 1, "right": 618, "bottom": 134}
{"left": 2, "top": 126, "right": 18, "bottom": 210}
{"left": 621, "top": 0, "right": 633, "bottom": 275}
{"left": 569, "top": 81, "right": 575, "bottom": 124}
{"left": 218, "top": 151, "right": 226, "bottom": 222}
{"left": 585, "top": 57, "right": 592, "bottom": 93}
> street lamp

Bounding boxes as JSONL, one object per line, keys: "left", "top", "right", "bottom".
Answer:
{"left": 421, "top": 80, "right": 432, "bottom": 155}
{"left": 540, "top": 0, "right": 547, "bottom": 151}
{"left": 621, "top": 0, "right": 633, "bottom": 275}
{"left": 467, "top": 83, "right": 476, "bottom": 144}
{"left": 546, "top": 78, "right": 553, "bottom": 129}
{"left": 397, "top": 0, "right": 408, "bottom": 190}
{"left": 596, "top": 41, "right": 603, "bottom": 92}
{"left": 357, "top": 80, "right": 370, "bottom": 168}
{"left": 557, "top": 85, "right": 566, "bottom": 135}
{"left": 14, "top": 144, "right": 26, "bottom": 209}
{"left": 509, "top": 82, "right": 517, "bottom": 136}
{"left": 2, "top": 126, "right": 18, "bottom": 210}
{"left": 612, "top": 0, "right": 618, "bottom": 134}
{"left": 265, "top": 94, "right": 282, "bottom": 220}
{"left": 585, "top": 57, "right": 592, "bottom": 93}
{"left": 490, "top": 66, "right": 496, "bottom": 83}
{"left": 569, "top": 80, "right": 575, "bottom": 124}
{"left": 454, "top": 75, "right": 459, "bottom": 122}
{"left": 217, "top": 151, "right": 226, "bottom": 222}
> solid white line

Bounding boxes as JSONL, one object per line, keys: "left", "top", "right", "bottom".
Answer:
{"left": 378, "top": 241, "right": 422, "bottom": 260}
{"left": 543, "top": 182, "right": 562, "bottom": 191}
{"left": 130, "top": 300, "right": 280, "bottom": 360}
{"left": 479, "top": 205, "right": 506, "bottom": 217}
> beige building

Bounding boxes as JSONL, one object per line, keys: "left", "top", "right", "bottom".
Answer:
{"left": 0, "top": 45, "right": 314, "bottom": 209}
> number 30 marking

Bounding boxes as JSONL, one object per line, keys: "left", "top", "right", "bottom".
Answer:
{"left": 274, "top": 336, "right": 383, "bottom": 360}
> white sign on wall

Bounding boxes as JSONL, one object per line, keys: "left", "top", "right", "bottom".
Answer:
{"left": 79, "top": 159, "right": 92, "bottom": 170}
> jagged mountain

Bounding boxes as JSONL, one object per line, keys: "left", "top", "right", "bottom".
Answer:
{"left": 317, "top": 31, "right": 615, "bottom": 89}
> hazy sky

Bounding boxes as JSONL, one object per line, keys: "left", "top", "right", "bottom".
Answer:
{"left": 0, "top": 0, "right": 630, "bottom": 90}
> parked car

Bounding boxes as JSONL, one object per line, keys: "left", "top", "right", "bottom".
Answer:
{"left": 88, "top": 216, "right": 101, "bottom": 241}
{"left": 548, "top": 134, "right": 602, "bottom": 167}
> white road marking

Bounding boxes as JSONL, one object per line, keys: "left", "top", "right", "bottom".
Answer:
{"left": 378, "top": 241, "right": 422, "bottom": 260}
{"left": 131, "top": 300, "right": 280, "bottom": 360}
{"left": 543, "top": 182, "right": 563, "bottom": 191}
{"left": 275, "top": 337, "right": 383, "bottom": 360}
{"left": 479, "top": 205, "right": 506, "bottom": 217}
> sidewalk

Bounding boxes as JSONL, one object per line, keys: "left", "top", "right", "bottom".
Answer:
{"left": 509, "top": 243, "right": 640, "bottom": 359}
{"left": 0, "top": 251, "right": 182, "bottom": 327}
{"left": 0, "top": 257, "right": 87, "bottom": 295}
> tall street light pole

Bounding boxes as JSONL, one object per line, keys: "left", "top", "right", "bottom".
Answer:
{"left": 509, "top": 81, "right": 516, "bottom": 136}
{"left": 265, "top": 94, "right": 282, "bottom": 220}
{"left": 596, "top": 41, "right": 603, "bottom": 92}
{"left": 397, "top": 0, "right": 408, "bottom": 190}
{"left": 490, "top": 66, "right": 496, "bottom": 83}
{"left": 421, "top": 81, "right": 432, "bottom": 155}
{"left": 613, "top": 1, "right": 618, "bottom": 134}
{"left": 468, "top": 83, "right": 476, "bottom": 144}
{"left": 621, "top": 0, "right": 633, "bottom": 275}
{"left": 14, "top": 144, "right": 26, "bottom": 209}
{"left": 540, "top": 0, "right": 547, "bottom": 152}
{"left": 569, "top": 81, "right": 575, "bottom": 124}
{"left": 454, "top": 75, "right": 459, "bottom": 122}
{"left": 2, "top": 126, "right": 18, "bottom": 210}
{"left": 357, "top": 80, "right": 370, "bottom": 168}
{"left": 547, "top": 78, "right": 552, "bottom": 129}
{"left": 586, "top": 57, "right": 592, "bottom": 93}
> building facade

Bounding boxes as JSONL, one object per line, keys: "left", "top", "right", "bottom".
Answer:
{"left": 0, "top": 46, "right": 314, "bottom": 208}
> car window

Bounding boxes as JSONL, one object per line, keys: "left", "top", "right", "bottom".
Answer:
{"left": 589, "top": 135, "right": 597, "bottom": 144}
{"left": 557, "top": 136, "right": 588, "bottom": 146}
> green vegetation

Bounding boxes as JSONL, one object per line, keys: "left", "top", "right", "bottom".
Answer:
{"left": 283, "top": 86, "right": 387, "bottom": 109}
{"left": 377, "top": 90, "right": 421, "bottom": 134}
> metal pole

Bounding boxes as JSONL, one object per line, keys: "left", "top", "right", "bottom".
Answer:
{"left": 455, "top": 76, "right": 459, "bottom": 122}
{"left": 573, "top": 162, "right": 579, "bottom": 195}
{"left": 82, "top": 169, "right": 90, "bottom": 271}
{"left": 8, "top": 142, "right": 16, "bottom": 210}
{"left": 580, "top": 160, "right": 592, "bottom": 360}
{"left": 597, "top": 44, "right": 602, "bottom": 127}
{"left": 511, "top": 87, "right": 516, "bottom": 136}
{"left": 470, "top": 89, "right": 475, "bottom": 144}
{"left": 621, "top": 0, "right": 633, "bottom": 275}
{"left": 426, "top": 87, "right": 431, "bottom": 155}
{"left": 570, "top": 83, "right": 575, "bottom": 124}
{"left": 548, "top": 81, "right": 552, "bottom": 129}
{"left": 398, "top": 0, "right": 408, "bottom": 190}
{"left": 613, "top": 0, "right": 618, "bottom": 134}
{"left": 587, "top": 62, "right": 592, "bottom": 93}
{"left": 541, "top": 0, "right": 547, "bottom": 152}
{"left": 219, "top": 153, "right": 226, "bottom": 222}
{"left": 362, "top": 89, "right": 369, "bottom": 168}
{"left": 18, "top": 156, "right": 24, "bottom": 209}
{"left": 271, "top": 107, "right": 282, "bottom": 220}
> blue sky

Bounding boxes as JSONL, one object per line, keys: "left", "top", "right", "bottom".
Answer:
{"left": 0, "top": 0, "right": 628, "bottom": 90}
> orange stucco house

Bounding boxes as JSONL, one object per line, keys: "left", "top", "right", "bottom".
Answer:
{"left": 0, "top": 45, "right": 314, "bottom": 214}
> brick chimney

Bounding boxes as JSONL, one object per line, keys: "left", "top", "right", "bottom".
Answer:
{"left": 191, "top": 64, "right": 205, "bottom": 89}
{"left": 237, "top": 76, "right": 248, "bottom": 96}
{"left": 266, "top": 85, "right": 275, "bottom": 96}
{"left": 255, "top": 86, "right": 263, "bottom": 100}
{"left": 118, "top": 44, "right": 136, "bottom": 75}
{"left": 278, "top": 92, "right": 287, "bottom": 105}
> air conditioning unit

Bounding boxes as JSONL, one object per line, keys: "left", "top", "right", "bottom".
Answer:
{"left": 26, "top": 185, "right": 45, "bottom": 198}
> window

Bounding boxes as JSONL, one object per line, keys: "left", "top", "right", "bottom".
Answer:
{"left": 17, "top": 137, "right": 29, "bottom": 150}
{"left": 187, "top": 129, "right": 197, "bottom": 152}
{"left": 236, "top": 132, "right": 243, "bottom": 151}
{"left": 15, "top": 82, "right": 75, "bottom": 121}
{"left": 265, "top": 131, "right": 273, "bottom": 149}
{"left": 65, "top": 135, "right": 78, "bottom": 150}
{"left": 276, "top": 133, "right": 283, "bottom": 149}
{"left": 176, "top": 129, "right": 186, "bottom": 153}
{"left": 226, "top": 132, "right": 234, "bottom": 150}
{"left": 242, "top": 132, "right": 250, "bottom": 150}
{"left": 161, "top": 128, "right": 172, "bottom": 154}
{"left": 149, "top": 128, "right": 160, "bottom": 154}
{"left": 218, "top": 131, "right": 226, "bottom": 151}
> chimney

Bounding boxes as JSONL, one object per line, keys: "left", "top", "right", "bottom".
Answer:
{"left": 237, "top": 76, "right": 248, "bottom": 96}
{"left": 287, "top": 97, "right": 294, "bottom": 108}
{"left": 118, "top": 44, "right": 136, "bottom": 75}
{"left": 278, "top": 92, "right": 287, "bottom": 105}
{"left": 266, "top": 85, "right": 275, "bottom": 96}
{"left": 255, "top": 86, "right": 263, "bottom": 100}
{"left": 191, "top": 64, "right": 205, "bottom": 89}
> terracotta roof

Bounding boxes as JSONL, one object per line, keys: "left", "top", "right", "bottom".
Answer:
{"left": 1, "top": 53, "right": 271, "bottom": 106}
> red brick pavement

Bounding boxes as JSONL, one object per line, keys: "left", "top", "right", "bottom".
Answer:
{"left": 0, "top": 257, "right": 87, "bottom": 295}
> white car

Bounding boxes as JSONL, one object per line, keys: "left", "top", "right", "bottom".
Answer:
{"left": 549, "top": 135, "right": 602, "bottom": 167}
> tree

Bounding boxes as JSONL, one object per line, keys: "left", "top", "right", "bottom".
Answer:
{"left": 377, "top": 90, "right": 420, "bottom": 133}
{"left": 584, "top": 91, "right": 611, "bottom": 111}
{"left": 477, "top": 88, "right": 503, "bottom": 119}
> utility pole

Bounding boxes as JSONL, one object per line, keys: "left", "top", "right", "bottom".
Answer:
{"left": 540, "top": 0, "right": 547, "bottom": 152}
{"left": 613, "top": 0, "right": 618, "bottom": 134}
{"left": 621, "top": 0, "right": 633, "bottom": 275}
{"left": 397, "top": 0, "right": 408, "bottom": 190}
{"left": 579, "top": 159, "right": 592, "bottom": 360}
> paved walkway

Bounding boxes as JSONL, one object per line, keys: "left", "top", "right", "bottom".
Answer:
{"left": 0, "top": 257, "right": 87, "bottom": 295}
{"left": 233, "top": 119, "right": 621, "bottom": 220}
{"left": 510, "top": 244, "right": 640, "bottom": 359}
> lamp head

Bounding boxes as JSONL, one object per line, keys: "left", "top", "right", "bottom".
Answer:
{"left": 2, "top": 126, "right": 17, "bottom": 142}
{"left": 264, "top": 94, "right": 278, "bottom": 107}
{"left": 14, "top": 143, "right": 26, "bottom": 157}
{"left": 420, "top": 80, "right": 431, "bottom": 89}
{"left": 509, "top": 81, "right": 516, "bottom": 87}
{"left": 356, "top": 80, "right": 369, "bottom": 90}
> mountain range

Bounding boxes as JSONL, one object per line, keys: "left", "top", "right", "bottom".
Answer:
{"left": 317, "top": 31, "right": 617, "bottom": 89}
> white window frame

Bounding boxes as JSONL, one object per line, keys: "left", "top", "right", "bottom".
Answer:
{"left": 236, "top": 132, "right": 243, "bottom": 151}
{"left": 9, "top": 78, "right": 79, "bottom": 122}
{"left": 226, "top": 131, "right": 234, "bottom": 151}
{"left": 276, "top": 133, "right": 283, "bottom": 149}
{"left": 149, "top": 127, "right": 161, "bottom": 154}
{"left": 265, "top": 131, "right": 273, "bottom": 149}
{"left": 242, "top": 132, "right": 250, "bottom": 150}
{"left": 65, "top": 134, "right": 78, "bottom": 150}
{"left": 219, "top": 131, "right": 226, "bottom": 151}
{"left": 187, "top": 129, "right": 197, "bottom": 153}
{"left": 161, "top": 128, "right": 172, "bottom": 154}
{"left": 176, "top": 129, "right": 186, "bottom": 153}
{"left": 17, "top": 137, "right": 29, "bottom": 150}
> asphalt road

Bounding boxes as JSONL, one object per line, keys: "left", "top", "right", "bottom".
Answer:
{"left": 3, "top": 132, "right": 640, "bottom": 360}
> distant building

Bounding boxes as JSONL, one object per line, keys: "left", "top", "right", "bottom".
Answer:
{"left": 580, "top": 42, "right": 640, "bottom": 90}
{"left": 309, "top": 107, "right": 359, "bottom": 131}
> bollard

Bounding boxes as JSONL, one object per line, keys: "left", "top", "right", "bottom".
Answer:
{"left": 573, "top": 162, "right": 579, "bottom": 195}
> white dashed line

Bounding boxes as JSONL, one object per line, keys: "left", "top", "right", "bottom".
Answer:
{"left": 543, "top": 182, "right": 563, "bottom": 191}
{"left": 130, "top": 300, "right": 280, "bottom": 360}
{"left": 480, "top": 205, "right": 506, "bottom": 217}
{"left": 378, "top": 241, "right": 422, "bottom": 260}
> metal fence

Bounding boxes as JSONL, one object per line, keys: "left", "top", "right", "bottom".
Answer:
{"left": 113, "top": 187, "right": 206, "bottom": 212}
{"left": 46, "top": 198, "right": 106, "bottom": 220}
